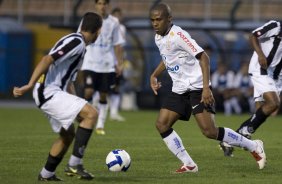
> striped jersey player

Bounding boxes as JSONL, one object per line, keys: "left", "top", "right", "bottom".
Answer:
{"left": 220, "top": 20, "right": 282, "bottom": 157}
{"left": 13, "top": 12, "right": 102, "bottom": 181}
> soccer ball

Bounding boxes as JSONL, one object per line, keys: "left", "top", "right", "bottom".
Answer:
{"left": 106, "top": 149, "right": 131, "bottom": 172}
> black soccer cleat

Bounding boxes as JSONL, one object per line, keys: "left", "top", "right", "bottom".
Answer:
{"left": 65, "top": 164, "right": 94, "bottom": 180}
{"left": 219, "top": 141, "right": 234, "bottom": 157}
{"left": 38, "top": 174, "right": 63, "bottom": 181}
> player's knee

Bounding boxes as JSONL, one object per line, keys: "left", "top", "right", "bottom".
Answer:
{"left": 155, "top": 120, "right": 170, "bottom": 133}
{"left": 265, "top": 100, "right": 280, "bottom": 113}
{"left": 86, "top": 107, "right": 98, "bottom": 124}
{"left": 201, "top": 127, "right": 217, "bottom": 139}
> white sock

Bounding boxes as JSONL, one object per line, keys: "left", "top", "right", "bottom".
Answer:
{"left": 110, "top": 94, "right": 120, "bottom": 116}
{"left": 222, "top": 128, "right": 256, "bottom": 151}
{"left": 92, "top": 92, "right": 100, "bottom": 108}
{"left": 40, "top": 167, "right": 54, "bottom": 178}
{"left": 68, "top": 155, "right": 82, "bottom": 166}
{"left": 163, "top": 130, "right": 196, "bottom": 166}
{"left": 96, "top": 103, "right": 108, "bottom": 129}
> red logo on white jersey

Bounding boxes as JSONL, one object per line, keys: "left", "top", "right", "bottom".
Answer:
{"left": 177, "top": 32, "right": 197, "bottom": 52}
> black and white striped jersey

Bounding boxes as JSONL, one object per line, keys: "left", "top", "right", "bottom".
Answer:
{"left": 249, "top": 20, "right": 282, "bottom": 79}
{"left": 34, "top": 32, "right": 85, "bottom": 107}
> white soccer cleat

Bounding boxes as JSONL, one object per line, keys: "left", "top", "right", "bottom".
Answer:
{"left": 251, "top": 140, "right": 266, "bottom": 169}
{"left": 175, "top": 164, "right": 198, "bottom": 173}
{"left": 110, "top": 114, "right": 125, "bottom": 122}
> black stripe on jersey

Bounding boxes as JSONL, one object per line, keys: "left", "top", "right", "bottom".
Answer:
{"left": 37, "top": 74, "right": 53, "bottom": 108}
{"left": 60, "top": 53, "right": 83, "bottom": 90}
{"left": 261, "top": 36, "right": 282, "bottom": 75}
{"left": 273, "top": 58, "right": 282, "bottom": 79}
{"left": 253, "top": 22, "right": 278, "bottom": 37}
{"left": 51, "top": 38, "right": 82, "bottom": 61}
{"left": 267, "top": 37, "right": 281, "bottom": 66}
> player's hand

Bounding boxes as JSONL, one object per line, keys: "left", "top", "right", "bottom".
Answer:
{"left": 201, "top": 87, "right": 214, "bottom": 106}
{"left": 115, "top": 65, "right": 123, "bottom": 77}
{"left": 13, "top": 84, "right": 32, "bottom": 98}
{"left": 150, "top": 76, "right": 162, "bottom": 95}
{"left": 258, "top": 55, "right": 268, "bottom": 69}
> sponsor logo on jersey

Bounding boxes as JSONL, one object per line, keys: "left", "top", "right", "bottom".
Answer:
{"left": 167, "top": 65, "right": 180, "bottom": 73}
{"left": 177, "top": 32, "right": 197, "bottom": 52}
{"left": 58, "top": 50, "right": 64, "bottom": 55}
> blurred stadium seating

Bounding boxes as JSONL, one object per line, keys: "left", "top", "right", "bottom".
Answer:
{"left": 0, "top": 0, "right": 282, "bottom": 112}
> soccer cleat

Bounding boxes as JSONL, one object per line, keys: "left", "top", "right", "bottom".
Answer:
{"left": 238, "top": 126, "right": 252, "bottom": 139}
{"left": 95, "top": 128, "right": 106, "bottom": 135}
{"left": 110, "top": 114, "right": 125, "bottom": 122}
{"left": 251, "top": 140, "right": 266, "bottom": 169}
{"left": 65, "top": 164, "right": 94, "bottom": 180}
{"left": 38, "top": 174, "right": 63, "bottom": 181}
{"left": 219, "top": 141, "right": 234, "bottom": 157}
{"left": 175, "top": 164, "right": 198, "bottom": 173}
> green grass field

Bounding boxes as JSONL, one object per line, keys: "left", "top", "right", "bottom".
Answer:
{"left": 0, "top": 107, "right": 282, "bottom": 184}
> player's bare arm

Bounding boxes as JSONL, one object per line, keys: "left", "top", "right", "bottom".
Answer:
{"left": 197, "top": 52, "right": 214, "bottom": 105}
{"left": 13, "top": 55, "right": 54, "bottom": 97}
{"left": 150, "top": 61, "right": 166, "bottom": 95}
{"left": 114, "top": 44, "right": 124, "bottom": 76}
{"left": 249, "top": 33, "right": 267, "bottom": 69}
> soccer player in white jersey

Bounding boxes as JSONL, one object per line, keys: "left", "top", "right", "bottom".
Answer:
{"left": 149, "top": 3, "right": 266, "bottom": 173}
{"left": 13, "top": 12, "right": 102, "bottom": 181}
{"left": 220, "top": 20, "right": 282, "bottom": 157}
{"left": 80, "top": 0, "right": 125, "bottom": 135}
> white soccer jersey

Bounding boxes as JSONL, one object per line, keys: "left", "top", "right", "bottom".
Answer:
{"left": 33, "top": 33, "right": 86, "bottom": 107}
{"left": 155, "top": 25, "right": 206, "bottom": 94}
{"left": 249, "top": 20, "right": 282, "bottom": 79}
{"left": 81, "top": 15, "right": 125, "bottom": 73}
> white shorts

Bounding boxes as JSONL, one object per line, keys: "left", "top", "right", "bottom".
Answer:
{"left": 38, "top": 91, "right": 87, "bottom": 133}
{"left": 251, "top": 75, "right": 279, "bottom": 102}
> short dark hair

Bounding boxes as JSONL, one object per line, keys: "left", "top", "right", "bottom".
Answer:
{"left": 111, "top": 7, "right": 121, "bottom": 14}
{"left": 151, "top": 3, "right": 171, "bottom": 18}
{"left": 95, "top": 0, "right": 110, "bottom": 4}
{"left": 80, "top": 12, "right": 102, "bottom": 33}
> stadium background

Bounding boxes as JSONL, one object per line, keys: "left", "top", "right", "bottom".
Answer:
{"left": 0, "top": 0, "right": 282, "bottom": 112}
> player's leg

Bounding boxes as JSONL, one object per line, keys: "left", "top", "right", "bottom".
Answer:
{"left": 157, "top": 92, "right": 198, "bottom": 173}
{"left": 109, "top": 76, "right": 125, "bottom": 121}
{"left": 194, "top": 109, "right": 266, "bottom": 169}
{"left": 95, "top": 91, "right": 108, "bottom": 135}
{"left": 95, "top": 72, "right": 116, "bottom": 135}
{"left": 38, "top": 125, "right": 75, "bottom": 181}
{"left": 237, "top": 91, "right": 280, "bottom": 136}
{"left": 65, "top": 103, "right": 98, "bottom": 180}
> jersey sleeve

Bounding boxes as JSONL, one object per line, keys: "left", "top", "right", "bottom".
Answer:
{"left": 252, "top": 20, "right": 281, "bottom": 39}
{"left": 50, "top": 37, "right": 84, "bottom": 62}
{"left": 112, "top": 21, "right": 126, "bottom": 46}
{"left": 176, "top": 30, "right": 204, "bottom": 57}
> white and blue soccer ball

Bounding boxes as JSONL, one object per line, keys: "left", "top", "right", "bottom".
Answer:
{"left": 106, "top": 149, "right": 131, "bottom": 172}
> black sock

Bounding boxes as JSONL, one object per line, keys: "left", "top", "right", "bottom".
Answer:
{"left": 44, "top": 154, "right": 63, "bottom": 172}
{"left": 217, "top": 127, "right": 225, "bottom": 141}
{"left": 72, "top": 126, "right": 93, "bottom": 158}
{"left": 160, "top": 128, "right": 173, "bottom": 138}
{"left": 237, "top": 107, "right": 268, "bottom": 133}
{"left": 236, "top": 117, "right": 252, "bottom": 132}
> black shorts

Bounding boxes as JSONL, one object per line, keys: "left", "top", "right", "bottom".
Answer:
{"left": 83, "top": 70, "right": 116, "bottom": 92}
{"left": 161, "top": 90, "right": 216, "bottom": 121}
